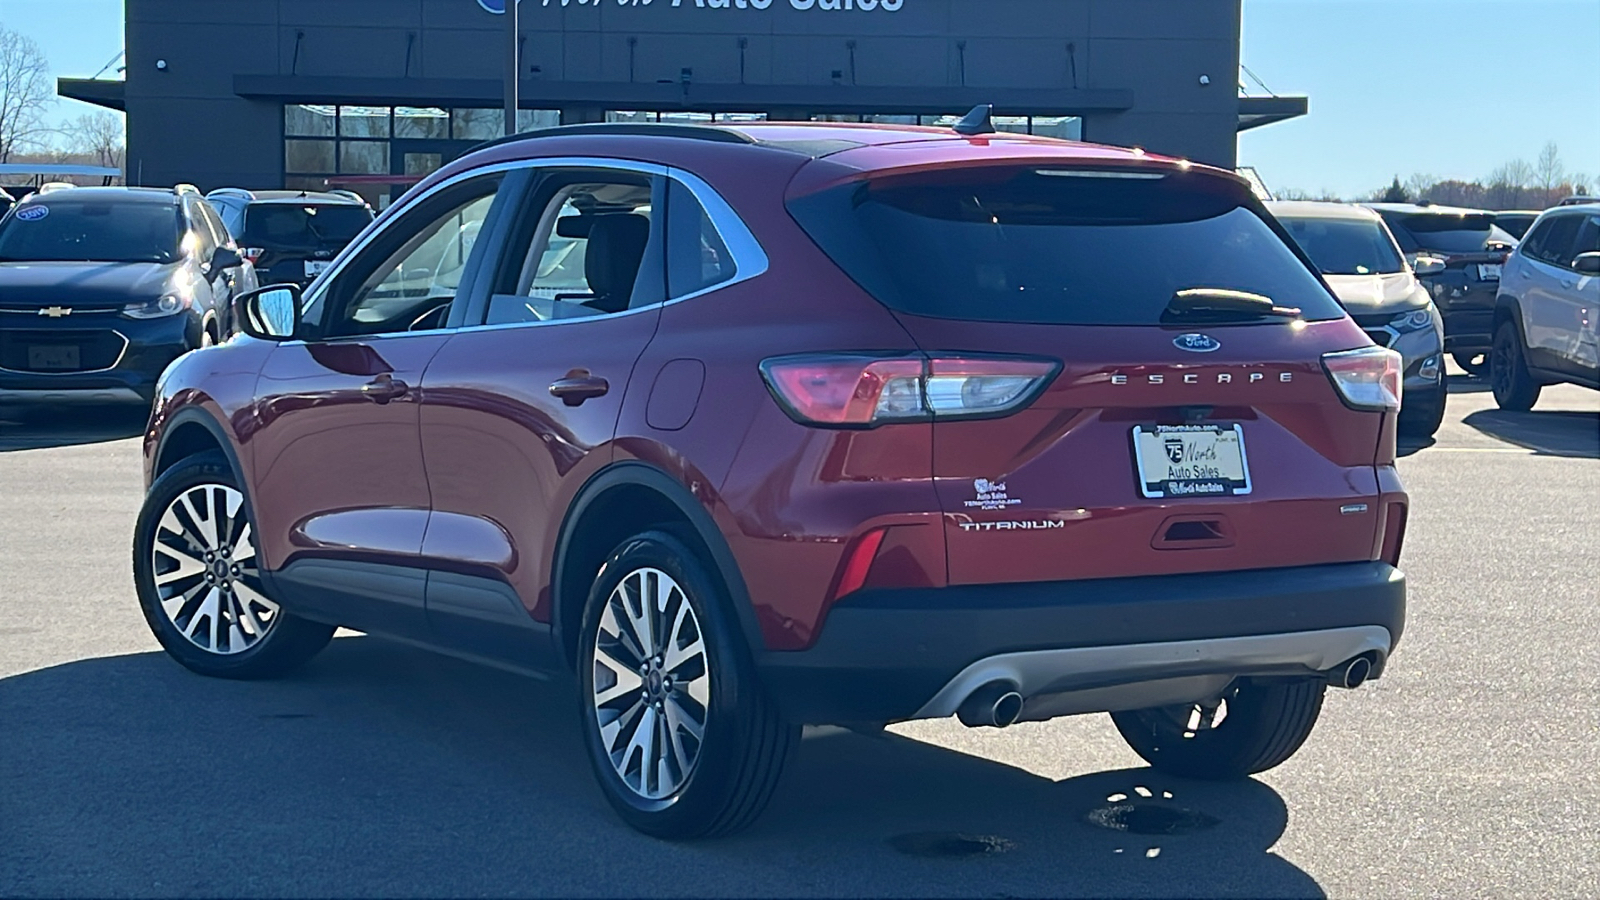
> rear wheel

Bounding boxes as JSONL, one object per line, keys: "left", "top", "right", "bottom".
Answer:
{"left": 133, "top": 452, "right": 333, "bottom": 679}
{"left": 1491, "top": 322, "right": 1542, "bottom": 411}
{"left": 1398, "top": 379, "right": 1448, "bottom": 438}
{"left": 578, "top": 530, "right": 796, "bottom": 839}
{"left": 1452, "top": 351, "right": 1488, "bottom": 377}
{"left": 1110, "top": 679, "right": 1326, "bottom": 780}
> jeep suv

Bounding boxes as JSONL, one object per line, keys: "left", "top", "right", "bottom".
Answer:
{"left": 134, "top": 120, "right": 1409, "bottom": 839}
{"left": 1490, "top": 203, "right": 1600, "bottom": 408}
{"left": 205, "top": 189, "right": 374, "bottom": 289}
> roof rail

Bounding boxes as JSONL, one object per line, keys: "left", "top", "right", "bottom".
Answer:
{"left": 205, "top": 187, "right": 255, "bottom": 201}
{"left": 37, "top": 182, "right": 77, "bottom": 194}
{"left": 175, "top": 183, "right": 202, "bottom": 196}
{"left": 467, "top": 121, "right": 757, "bottom": 156}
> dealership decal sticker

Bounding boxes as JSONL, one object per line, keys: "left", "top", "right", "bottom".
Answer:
{"left": 965, "top": 478, "right": 1021, "bottom": 511}
{"left": 15, "top": 206, "right": 48, "bottom": 221}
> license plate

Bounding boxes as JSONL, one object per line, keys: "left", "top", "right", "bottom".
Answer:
{"left": 304, "top": 260, "right": 331, "bottom": 278}
{"left": 1132, "top": 424, "right": 1252, "bottom": 499}
{"left": 27, "top": 345, "right": 80, "bottom": 370}
{"left": 1476, "top": 263, "right": 1502, "bottom": 281}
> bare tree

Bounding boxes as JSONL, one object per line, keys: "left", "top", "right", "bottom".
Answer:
{"left": 0, "top": 23, "right": 54, "bottom": 163}
{"left": 1405, "top": 172, "right": 1438, "bottom": 202}
{"left": 1486, "top": 159, "right": 1534, "bottom": 209}
{"left": 66, "top": 110, "right": 123, "bottom": 170}
{"left": 1533, "top": 142, "right": 1566, "bottom": 194}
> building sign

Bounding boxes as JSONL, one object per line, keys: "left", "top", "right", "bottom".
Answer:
{"left": 481, "top": 0, "right": 904, "bottom": 11}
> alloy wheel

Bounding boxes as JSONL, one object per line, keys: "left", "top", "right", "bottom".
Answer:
{"left": 591, "top": 566, "right": 712, "bottom": 801}
{"left": 1491, "top": 332, "right": 1514, "bottom": 399}
{"left": 150, "top": 483, "right": 277, "bottom": 655}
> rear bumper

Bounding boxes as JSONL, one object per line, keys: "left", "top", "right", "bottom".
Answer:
{"left": 757, "top": 561, "right": 1405, "bottom": 724}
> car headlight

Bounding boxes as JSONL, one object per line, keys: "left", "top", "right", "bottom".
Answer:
{"left": 1389, "top": 308, "right": 1434, "bottom": 333}
{"left": 122, "top": 294, "right": 190, "bottom": 319}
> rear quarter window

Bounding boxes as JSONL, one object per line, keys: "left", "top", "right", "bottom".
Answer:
{"left": 787, "top": 167, "right": 1345, "bottom": 326}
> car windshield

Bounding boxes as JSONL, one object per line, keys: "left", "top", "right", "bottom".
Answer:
{"left": 1386, "top": 212, "right": 1513, "bottom": 254}
{"left": 0, "top": 201, "right": 181, "bottom": 264}
{"left": 1279, "top": 216, "right": 1405, "bottom": 276}
{"left": 787, "top": 167, "right": 1346, "bottom": 325}
{"left": 241, "top": 204, "right": 372, "bottom": 249}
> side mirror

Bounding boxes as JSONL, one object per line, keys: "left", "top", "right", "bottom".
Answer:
{"left": 1412, "top": 256, "right": 1447, "bottom": 277}
{"left": 210, "top": 246, "right": 244, "bottom": 271}
{"left": 235, "top": 284, "right": 303, "bottom": 341}
{"left": 1574, "top": 252, "right": 1600, "bottom": 275}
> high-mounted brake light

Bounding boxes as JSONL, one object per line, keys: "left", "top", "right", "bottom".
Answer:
{"left": 760, "top": 354, "right": 1059, "bottom": 428}
{"left": 1322, "top": 346, "right": 1403, "bottom": 412}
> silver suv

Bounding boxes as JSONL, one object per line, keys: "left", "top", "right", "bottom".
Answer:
{"left": 1491, "top": 203, "right": 1600, "bottom": 409}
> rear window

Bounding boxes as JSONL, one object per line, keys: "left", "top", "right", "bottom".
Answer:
{"left": 0, "top": 200, "right": 181, "bottom": 264}
{"left": 1383, "top": 212, "right": 1513, "bottom": 254}
{"left": 241, "top": 203, "right": 373, "bottom": 249}
{"left": 1278, "top": 216, "right": 1405, "bottom": 276}
{"left": 786, "top": 167, "right": 1345, "bottom": 326}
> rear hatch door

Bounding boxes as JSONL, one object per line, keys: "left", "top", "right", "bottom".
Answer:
{"left": 788, "top": 160, "right": 1392, "bottom": 586}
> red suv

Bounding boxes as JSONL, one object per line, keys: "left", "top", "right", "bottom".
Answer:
{"left": 134, "top": 118, "right": 1408, "bottom": 839}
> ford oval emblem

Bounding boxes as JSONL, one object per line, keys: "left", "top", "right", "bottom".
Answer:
{"left": 1174, "top": 333, "right": 1222, "bottom": 353}
{"left": 477, "top": 0, "right": 520, "bottom": 12}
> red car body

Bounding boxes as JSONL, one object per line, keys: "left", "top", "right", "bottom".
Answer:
{"left": 143, "top": 121, "right": 1406, "bottom": 754}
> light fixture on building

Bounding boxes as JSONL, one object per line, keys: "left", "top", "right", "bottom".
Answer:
{"left": 1198, "top": 74, "right": 1211, "bottom": 86}
{"left": 156, "top": 59, "right": 168, "bottom": 71}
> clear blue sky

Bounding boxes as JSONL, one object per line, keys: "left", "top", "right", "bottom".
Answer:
{"left": 3, "top": 0, "right": 1596, "bottom": 197}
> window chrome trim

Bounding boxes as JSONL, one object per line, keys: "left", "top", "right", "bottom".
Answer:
{"left": 298, "top": 155, "right": 769, "bottom": 337}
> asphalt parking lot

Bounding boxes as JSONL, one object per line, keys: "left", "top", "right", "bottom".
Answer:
{"left": 1, "top": 370, "right": 1596, "bottom": 899}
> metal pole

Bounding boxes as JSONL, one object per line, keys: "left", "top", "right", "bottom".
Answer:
{"left": 504, "top": 0, "right": 519, "bottom": 136}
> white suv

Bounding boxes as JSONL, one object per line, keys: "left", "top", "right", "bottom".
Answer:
{"left": 1491, "top": 204, "right": 1600, "bottom": 409}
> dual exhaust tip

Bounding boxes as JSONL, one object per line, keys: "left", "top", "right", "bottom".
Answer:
{"left": 957, "top": 681, "right": 1024, "bottom": 729}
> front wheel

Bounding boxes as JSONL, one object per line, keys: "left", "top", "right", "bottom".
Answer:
{"left": 1398, "top": 380, "right": 1448, "bottom": 438}
{"left": 578, "top": 530, "right": 797, "bottom": 839}
{"left": 1110, "top": 679, "right": 1326, "bottom": 780}
{"left": 1491, "top": 322, "right": 1542, "bottom": 411}
{"left": 133, "top": 452, "right": 333, "bottom": 679}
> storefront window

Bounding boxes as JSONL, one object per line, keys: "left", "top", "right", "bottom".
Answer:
{"left": 339, "top": 141, "right": 389, "bottom": 175}
{"left": 285, "top": 139, "right": 336, "bottom": 174}
{"left": 285, "top": 105, "right": 337, "bottom": 137}
{"left": 339, "top": 106, "right": 391, "bottom": 138}
{"left": 1031, "top": 116, "right": 1083, "bottom": 140}
{"left": 451, "top": 108, "right": 504, "bottom": 141}
{"left": 518, "top": 109, "right": 560, "bottom": 132}
{"left": 394, "top": 107, "right": 449, "bottom": 140}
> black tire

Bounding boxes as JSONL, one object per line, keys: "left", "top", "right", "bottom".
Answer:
{"left": 1110, "top": 679, "right": 1326, "bottom": 780}
{"left": 1491, "top": 321, "right": 1542, "bottom": 411}
{"left": 133, "top": 451, "right": 333, "bottom": 679}
{"left": 1452, "top": 351, "right": 1489, "bottom": 377}
{"left": 1398, "top": 379, "right": 1448, "bottom": 438}
{"left": 577, "top": 530, "right": 797, "bottom": 839}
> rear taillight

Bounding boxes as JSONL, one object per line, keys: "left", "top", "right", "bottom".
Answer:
{"left": 760, "top": 353, "right": 1059, "bottom": 428}
{"left": 241, "top": 248, "right": 264, "bottom": 264}
{"left": 1322, "top": 346, "right": 1403, "bottom": 411}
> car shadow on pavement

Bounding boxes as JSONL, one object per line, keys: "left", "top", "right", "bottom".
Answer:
{"left": 1462, "top": 409, "right": 1600, "bottom": 458}
{"left": 1445, "top": 374, "right": 1490, "bottom": 394}
{"left": 0, "top": 406, "right": 147, "bottom": 452}
{"left": 0, "top": 636, "right": 1325, "bottom": 899}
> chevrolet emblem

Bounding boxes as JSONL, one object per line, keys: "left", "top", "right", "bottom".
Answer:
{"left": 38, "top": 306, "right": 72, "bottom": 318}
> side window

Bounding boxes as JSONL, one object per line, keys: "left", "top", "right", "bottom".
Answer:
{"left": 1574, "top": 216, "right": 1600, "bottom": 262}
{"left": 197, "top": 201, "right": 233, "bottom": 249}
{"left": 215, "top": 201, "right": 245, "bottom": 239}
{"left": 484, "top": 170, "right": 662, "bottom": 326}
{"left": 184, "top": 198, "right": 217, "bottom": 261}
{"left": 666, "top": 178, "right": 736, "bottom": 298}
{"left": 318, "top": 174, "right": 504, "bottom": 338}
{"left": 1533, "top": 215, "right": 1582, "bottom": 268}
{"left": 1520, "top": 220, "right": 1555, "bottom": 263}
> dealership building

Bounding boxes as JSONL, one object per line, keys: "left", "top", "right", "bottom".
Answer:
{"left": 61, "top": 0, "right": 1305, "bottom": 208}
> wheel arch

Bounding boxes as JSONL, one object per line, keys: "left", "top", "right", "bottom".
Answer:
{"left": 551, "top": 462, "right": 761, "bottom": 671}
{"left": 152, "top": 408, "right": 245, "bottom": 485}
{"left": 1493, "top": 294, "right": 1527, "bottom": 338}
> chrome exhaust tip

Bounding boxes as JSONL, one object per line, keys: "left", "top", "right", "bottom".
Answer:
{"left": 1328, "top": 655, "right": 1374, "bottom": 690}
{"left": 957, "top": 681, "right": 1025, "bottom": 728}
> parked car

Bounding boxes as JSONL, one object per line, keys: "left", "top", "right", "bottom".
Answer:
{"left": 1491, "top": 210, "right": 1541, "bottom": 240}
{"left": 1270, "top": 201, "right": 1448, "bottom": 438}
{"left": 1365, "top": 203, "right": 1518, "bottom": 376}
{"left": 136, "top": 119, "right": 1408, "bottom": 839}
{"left": 204, "top": 189, "right": 375, "bottom": 289}
{"left": 0, "top": 186, "right": 253, "bottom": 407}
{"left": 1490, "top": 203, "right": 1600, "bottom": 409}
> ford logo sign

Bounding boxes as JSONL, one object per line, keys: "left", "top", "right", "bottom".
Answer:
{"left": 477, "top": 0, "right": 520, "bottom": 12}
{"left": 1174, "top": 333, "right": 1222, "bottom": 353}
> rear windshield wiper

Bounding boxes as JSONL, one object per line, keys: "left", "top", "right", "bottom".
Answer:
{"left": 1162, "top": 288, "right": 1302, "bottom": 324}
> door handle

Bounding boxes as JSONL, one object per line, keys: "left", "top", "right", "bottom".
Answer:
{"left": 1562, "top": 280, "right": 1578, "bottom": 290}
{"left": 549, "top": 371, "right": 610, "bottom": 406}
{"left": 359, "top": 373, "right": 409, "bottom": 404}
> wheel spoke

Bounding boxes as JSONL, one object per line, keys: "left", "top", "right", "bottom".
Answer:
{"left": 184, "top": 587, "right": 221, "bottom": 652}
{"left": 153, "top": 544, "right": 207, "bottom": 586}
{"left": 231, "top": 581, "right": 279, "bottom": 636}
{"left": 594, "top": 651, "right": 644, "bottom": 707}
{"left": 179, "top": 491, "right": 213, "bottom": 551}
{"left": 149, "top": 482, "right": 276, "bottom": 656}
{"left": 230, "top": 523, "right": 256, "bottom": 565}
